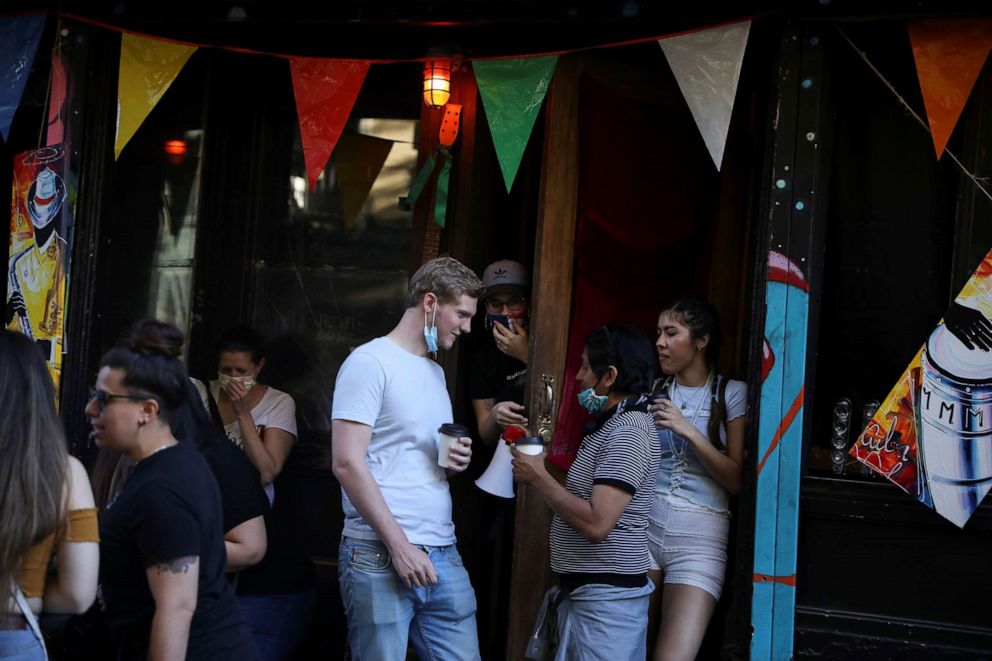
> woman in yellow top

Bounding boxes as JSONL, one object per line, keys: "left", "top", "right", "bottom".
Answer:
{"left": 0, "top": 329, "right": 99, "bottom": 659}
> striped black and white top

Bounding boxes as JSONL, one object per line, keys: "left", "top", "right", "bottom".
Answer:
{"left": 550, "top": 398, "right": 660, "bottom": 581}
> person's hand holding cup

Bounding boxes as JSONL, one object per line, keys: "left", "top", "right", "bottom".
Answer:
{"left": 510, "top": 437, "right": 547, "bottom": 485}
{"left": 438, "top": 423, "right": 471, "bottom": 471}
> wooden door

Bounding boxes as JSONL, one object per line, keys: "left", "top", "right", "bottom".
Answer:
{"left": 505, "top": 54, "right": 580, "bottom": 660}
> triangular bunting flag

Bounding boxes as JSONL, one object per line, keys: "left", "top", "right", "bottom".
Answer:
{"left": 115, "top": 33, "right": 196, "bottom": 159}
{"left": 908, "top": 19, "right": 992, "bottom": 159}
{"left": 335, "top": 132, "right": 393, "bottom": 233}
{"left": 659, "top": 21, "right": 750, "bottom": 171}
{"left": 289, "top": 57, "right": 369, "bottom": 191}
{"left": 0, "top": 14, "right": 46, "bottom": 141}
{"left": 474, "top": 56, "right": 557, "bottom": 192}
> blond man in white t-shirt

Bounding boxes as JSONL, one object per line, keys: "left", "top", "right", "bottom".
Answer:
{"left": 332, "top": 256, "right": 485, "bottom": 661}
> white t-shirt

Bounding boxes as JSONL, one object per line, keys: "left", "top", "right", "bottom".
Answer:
{"left": 209, "top": 382, "right": 298, "bottom": 504}
{"left": 331, "top": 336, "right": 455, "bottom": 546}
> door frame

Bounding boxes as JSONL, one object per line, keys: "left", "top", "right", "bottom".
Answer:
{"left": 505, "top": 53, "right": 581, "bottom": 660}
{"left": 749, "top": 22, "right": 829, "bottom": 659}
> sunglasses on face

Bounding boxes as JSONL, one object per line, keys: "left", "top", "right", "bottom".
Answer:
{"left": 485, "top": 296, "right": 527, "bottom": 314}
{"left": 88, "top": 387, "right": 147, "bottom": 412}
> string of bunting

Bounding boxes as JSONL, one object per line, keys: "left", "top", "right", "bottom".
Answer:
{"left": 3, "top": 11, "right": 990, "bottom": 230}
{"left": 0, "top": 11, "right": 757, "bottom": 181}
{"left": 836, "top": 24, "right": 992, "bottom": 204}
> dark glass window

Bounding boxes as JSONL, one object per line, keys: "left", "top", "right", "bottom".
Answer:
{"left": 101, "top": 51, "right": 208, "bottom": 359}
{"left": 808, "top": 23, "right": 992, "bottom": 477}
{"left": 243, "top": 63, "right": 423, "bottom": 456}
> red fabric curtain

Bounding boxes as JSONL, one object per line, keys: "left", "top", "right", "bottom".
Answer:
{"left": 548, "top": 68, "right": 718, "bottom": 469}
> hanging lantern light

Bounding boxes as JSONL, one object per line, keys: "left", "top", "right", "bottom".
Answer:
{"left": 423, "top": 49, "right": 454, "bottom": 108}
{"left": 163, "top": 139, "right": 187, "bottom": 165}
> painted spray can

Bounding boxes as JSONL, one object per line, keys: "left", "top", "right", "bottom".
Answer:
{"left": 920, "top": 324, "right": 992, "bottom": 527}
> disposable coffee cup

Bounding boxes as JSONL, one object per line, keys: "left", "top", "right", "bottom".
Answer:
{"left": 515, "top": 436, "right": 545, "bottom": 456}
{"left": 438, "top": 423, "right": 469, "bottom": 468}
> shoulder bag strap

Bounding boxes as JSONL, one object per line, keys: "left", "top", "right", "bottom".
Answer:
{"left": 12, "top": 580, "right": 48, "bottom": 658}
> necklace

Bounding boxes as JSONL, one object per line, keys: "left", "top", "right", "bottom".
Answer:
{"left": 108, "top": 443, "right": 175, "bottom": 508}
{"left": 666, "top": 373, "right": 713, "bottom": 460}
{"left": 673, "top": 380, "right": 708, "bottom": 411}
{"left": 138, "top": 442, "right": 176, "bottom": 462}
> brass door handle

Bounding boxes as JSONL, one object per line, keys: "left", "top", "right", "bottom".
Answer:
{"left": 538, "top": 373, "right": 555, "bottom": 424}
{"left": 536, "top": 373, "right": 556, "bottom": 448}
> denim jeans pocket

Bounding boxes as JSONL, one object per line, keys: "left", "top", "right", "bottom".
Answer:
{"left": 442, "top": 546, "right": 465, "bottom": 568}
{"left": 350, "top": 545, "right": 392, "bottom": 572}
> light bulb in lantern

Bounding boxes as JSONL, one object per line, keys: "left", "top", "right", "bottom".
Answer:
{"left": 163, "top": 139, "right": 187, "bottom": 156}
{"left": 423, "top": 55, "right": 452, "bottom": 108}
{"left": 163, "top": 139, "right": 187, "bottom": 165}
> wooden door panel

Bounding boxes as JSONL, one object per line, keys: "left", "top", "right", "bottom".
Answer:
{"left": 506, "top": 54, "right": 580, "bottom": 660}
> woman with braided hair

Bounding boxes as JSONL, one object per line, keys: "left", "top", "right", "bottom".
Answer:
{"left": 647, "top": 299, "right": 747, "bottom": 661}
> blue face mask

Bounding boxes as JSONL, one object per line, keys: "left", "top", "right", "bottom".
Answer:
{"left": 423, "top": 300, "right": 439, "bottom": 353}
{"left": 577, "top": 386, "right": 608, "bottom": 414}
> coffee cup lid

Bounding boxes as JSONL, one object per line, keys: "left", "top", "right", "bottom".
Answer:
{"left": 515, "top": 436, "right": 543, "bottom": 446}
{"left": 439, "top": 423, "right": 469, "bottom": 436}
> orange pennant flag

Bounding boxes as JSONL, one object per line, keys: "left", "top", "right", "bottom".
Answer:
{"left": 289, "top": 57, "right": 370, "bottom": 190}
{"left": 909, "top": 19, "right": 992, "bottom": 159}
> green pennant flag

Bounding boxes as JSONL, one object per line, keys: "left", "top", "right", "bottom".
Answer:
{"left": 474, "top": 56, "right": 557, "bottom": 192}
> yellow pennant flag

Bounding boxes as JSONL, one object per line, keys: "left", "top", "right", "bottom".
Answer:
{"left": 115, "top": 34, "right": 196, "bottom": 159}
{"left": 335, "top": 132, "right": 393, "bottom": 233}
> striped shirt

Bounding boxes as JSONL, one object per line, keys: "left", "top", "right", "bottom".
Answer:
{"left": 550, "top": 400, "right": 660, "bottom": 578}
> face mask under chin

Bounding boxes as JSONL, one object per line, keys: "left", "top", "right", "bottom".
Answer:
{"left": 577, "top": 385, "right": 608, "bottom": 414}
{"left": 424, "top": 298, "right": 439, "bottom": 353}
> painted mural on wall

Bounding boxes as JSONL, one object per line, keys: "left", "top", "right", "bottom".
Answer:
{"left": 751, "top": 250, "right": 808, "bottom": 660}
{"left": 6, "top": 144, "right": 71, "bottom": 390}
{"left": 851, "top": 246, "right": 992, "bottom": 528}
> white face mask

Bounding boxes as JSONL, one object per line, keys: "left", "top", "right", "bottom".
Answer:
{"left": 217, "top": 373, "right": 257, "bottom": 391}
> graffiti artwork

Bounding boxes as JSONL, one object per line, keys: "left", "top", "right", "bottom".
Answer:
{"left": 6, "top": 144, "right": 72, "bottom": 390}
{"left": 851, "top": 247, "right": 992, "bottom": 527}
{"left": 751, "top": 250, "right": 809, "bottom": 660}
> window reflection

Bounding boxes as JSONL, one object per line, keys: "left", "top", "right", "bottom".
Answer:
{"left": 252, "top": 118, "right": 419, "bottom": 452}
{"left": 102, "top": 54, "right": 206, "bottom": 362}
{"left": 147, "top": 129, "right": 204, "bottom": 347}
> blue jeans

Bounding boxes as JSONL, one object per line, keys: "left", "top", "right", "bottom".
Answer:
{"left": 0, "top": 629, "right": 45, "bottom": 660}
{"left": 338, "top": 536, "right": 480, "bottom": 661}
{"left": 554, "top": 581, "right": 654, "bottom": 661}
{"left": 237, "top": 587, "right": 315, "bottom": 661}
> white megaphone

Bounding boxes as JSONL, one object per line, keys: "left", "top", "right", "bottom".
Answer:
{"left": 475, "top": 439, "right": 515, "bottom": 498}
{"left": 476, "top": 424, "right": 529, "bottom": 499}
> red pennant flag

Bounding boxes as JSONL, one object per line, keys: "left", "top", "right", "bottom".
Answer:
{"left": 289, "top": 57, "right": 369, "bottom": 190}
{"left": 908, "top": 19, "right": 992, "bottom": 159}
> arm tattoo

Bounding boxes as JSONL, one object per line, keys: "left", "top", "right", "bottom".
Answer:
{"left": 154, "top": 555, "right": 198, "bottom": 575}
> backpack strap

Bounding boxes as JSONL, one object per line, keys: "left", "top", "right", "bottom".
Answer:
{"left": 717, "top": 374, "right": 730, "bottom": 437}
